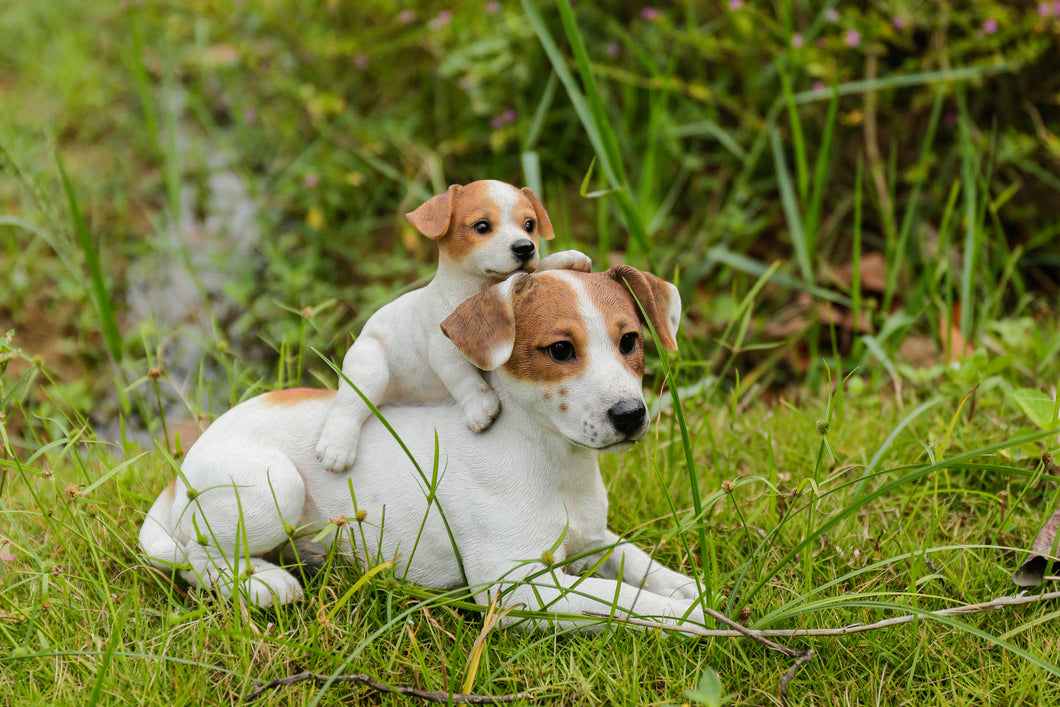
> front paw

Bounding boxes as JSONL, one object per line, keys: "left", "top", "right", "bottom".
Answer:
{"left": 537, "top": 249, "right": 592, "bottom": 273}
{"left": 645, "top": 567, "right": 700, "bottom": 600}
{"left": 315, "top": 425, "right": 360, "bottom": 473}
{"left": 462, "top": 389, "right": 501, "bottom": 432}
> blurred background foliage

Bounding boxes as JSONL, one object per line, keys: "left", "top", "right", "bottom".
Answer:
{"left": 2, "top": 0, "right": 1060, "bottom": 446}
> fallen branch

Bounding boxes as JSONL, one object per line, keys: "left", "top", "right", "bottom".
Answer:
{"left": 243, "top": 669, "right": 535, "bottom": 704}
{"left": 587, "top": 588, "right": 1060, "bottom": 705}
{"left": 587, "top": 588, "right": 1060, "bottom": 639}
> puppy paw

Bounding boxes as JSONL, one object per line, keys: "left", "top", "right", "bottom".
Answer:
{"left": 537, "top": 249, "right": 592, "bottom": 273}
{"left": 463, "top": 390, "right": 501, "bottom": 432}
{"left": 644, "top": 567, "right": 700, "bottom": 600}
{"left": 315, "top": 425, "right": 360, "bottom": 473}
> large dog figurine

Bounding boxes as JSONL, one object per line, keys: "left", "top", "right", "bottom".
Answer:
{"left": 140, "top": 266, "right": 704, "bottom": 629}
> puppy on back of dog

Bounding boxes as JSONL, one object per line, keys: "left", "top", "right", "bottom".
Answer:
{"left": 139, "top": 266, "right": 704, "bottom": 630}
{"left": 315, "top": 180, "right": 590, "bottom": 473}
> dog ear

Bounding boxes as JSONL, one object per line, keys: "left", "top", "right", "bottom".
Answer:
{"left": 607, "top": 265, "right": 682, "bottom": 351}
{"left": 407, "top": 184, "right": 460, "bottom": 240}
{"left": 442, "top": 275, "right": 531, "bottom": 370}
{"left": 521, "top": 187, "right": 554, "bottom": 240}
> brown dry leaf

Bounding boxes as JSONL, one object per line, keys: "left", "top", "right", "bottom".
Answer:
{"left": 831, "top": 251, "right": 889, "bottom": 294}
{"left": 940, "top": 302, "right": 974, "bottom": 363}
{"left": 1012, "top": 503, "right": 1060, "bottom": 587}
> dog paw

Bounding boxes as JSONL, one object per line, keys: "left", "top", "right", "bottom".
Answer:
{"left": 242, "top": 567, "right": 304, "bottom": 607}
{"left": 644, "top": 567, "right": 700, "bottom": 600}
{"left": 463, "top": 390, "right": 501, "bottom": 432}
{"left": 315, "top": 427, "right": 360, "bottom": 473}
{"left": 537, "top": 249, "right": 592, "bottom": 273}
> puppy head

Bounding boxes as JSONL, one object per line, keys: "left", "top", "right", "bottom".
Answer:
{"left": 441, "top": 267, "right": 682, "bottom": 452}
{"left": 406, "top": 180, "right": 555, "bottom": 282}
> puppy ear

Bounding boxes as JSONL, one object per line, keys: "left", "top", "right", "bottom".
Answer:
{"left": 521, "top": 187, "right": 554, "bottom": 240}
{"left": 406, "top": 184, "right": 460, "bottom": 240}
{"left": 442, "top": 275, "right": 531, "bottom": 370}
{"left": 608, "top": 265, "right": 682, "bottom": 351}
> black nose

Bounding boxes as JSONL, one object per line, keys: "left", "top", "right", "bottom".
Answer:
{"left": 608, "top": 399, "right": 647, "bottom": 436}
{"left": 512, "top": 239, "right": 536, "bottom": 264}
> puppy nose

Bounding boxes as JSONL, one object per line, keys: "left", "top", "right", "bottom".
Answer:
{"left": 511, "top": 239, "right": 536, "bottom": 263}
{"left": 608, "top": 399, "right": 647, "bottom": 436}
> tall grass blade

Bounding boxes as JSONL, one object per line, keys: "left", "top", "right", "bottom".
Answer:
{"left": 57, "top": 154, "right": 122, "bottom": 363}
{"left": 770, "top": 128, "right": 813, "bottom": 284}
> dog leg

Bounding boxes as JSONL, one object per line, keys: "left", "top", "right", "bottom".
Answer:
{"left": 430, "top": 336, "right": 501, "bottom": 432}
{"left": 316, "top": 337, "right": 391, "bottom": 472}
{"left": 591, "top": 531, "right": 700, "bottom": 600}
{"left": 175, "top": 446, "right": 307, "bottom": 607}
{"left": 536, "top": 249, "right": 592, "bottom": 273}
{"left": 486, "top": 565, "right": 704, "bottom": 631}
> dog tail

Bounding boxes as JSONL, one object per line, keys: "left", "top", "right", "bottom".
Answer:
{"left": 139, "top": 478, "right": 185, "bottom": 569}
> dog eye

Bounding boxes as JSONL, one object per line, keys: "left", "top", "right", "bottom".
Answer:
{"left": 545, "top": 341, "right": 575, "bottom": 363}
{"left": 619, "top": 332, "right": 638, "bottom": 355}
{"left": 523, "top": 218, "right": 535, "bottom": 234}
{"left": 473, "top": 220, "right": 492, "bottom": 235}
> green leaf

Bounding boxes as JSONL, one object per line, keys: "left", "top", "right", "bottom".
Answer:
{"left": 684, "top": 667, "right": 732, "bottom": 706}
{"left": 1008, "top": 387, "right": 1059, "bottom": 432}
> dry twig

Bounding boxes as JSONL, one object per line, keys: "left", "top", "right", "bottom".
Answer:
{"left": 243, "top": 669, "right": 536, "bottom": 704}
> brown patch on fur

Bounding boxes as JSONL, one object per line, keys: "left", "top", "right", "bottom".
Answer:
{"left": 260, "top": 388, "right": 337, "bottom": 406}
{"left": 579, "top": 273, "right": 646, "bottom": 377}
{"left": 606, "top": 265, "right": 679, "bottom": 351}
{"left": 521, "top": 187, "right": 554, "bottom": 240}
{"left": 405, "top": 185, "right": 458, "bottom": 239}
{"left": 543, "top": 389, "right": 552, "bottom": 400}
{"left": 502, "top": 274, "right": 590, "bottom": 382}
{"left": 441, "top": 277, "right": 518, "bottom": 370}
{"left": 559, "top": 387, "right": 569, "bottom": 396}
{"left": 163, "top": 477, "right": 177, "bottom": 502}
{"left": 559, "top": 402, "right": 568, "bottom": 412}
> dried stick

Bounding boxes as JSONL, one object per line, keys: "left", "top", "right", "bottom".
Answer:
{"left": 243, "top": 669, "right": 535, "bottom": 704}
{"left": 587, "top": 588, "right": 1060, "bottom": 640}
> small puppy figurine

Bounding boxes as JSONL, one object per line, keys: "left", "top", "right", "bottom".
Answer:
{"left": 315, "top": 180, "right": 590, "bottom": 473}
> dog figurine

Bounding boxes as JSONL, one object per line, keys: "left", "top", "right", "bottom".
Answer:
{"left": 140, "top": 266, "right": 704, "bottom": 629}
{"left": 315, "top": 180, "right": 591, "bottom": 473}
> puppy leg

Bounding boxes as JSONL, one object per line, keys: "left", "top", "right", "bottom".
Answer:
{"left": 175, "top": 446, "right": 307, "bottom": 607}
{"left": 429, "top": 336, "right": 500, "bottom": 432}
{"left": 536, "top": 249, "right": 592, "bottom": 273}
{"left": 592, "top": 530, "right": 700, "bottom": 600}
{"left": 316, "top": 337, "right": 391, "bottom": 472}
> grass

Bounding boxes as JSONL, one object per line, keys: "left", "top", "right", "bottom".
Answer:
{"left": 3, "top": 1, "right": 1060, "bottom": 704}
{"left": 2, "top": 360, "right": 1060, "bottom": 705}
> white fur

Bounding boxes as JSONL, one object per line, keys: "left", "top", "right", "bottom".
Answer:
{"left": 315, "top": 180, "right": 590, "bottom": 473}
{"left": 139, "top": 269, "right": 703, "bottom": 629}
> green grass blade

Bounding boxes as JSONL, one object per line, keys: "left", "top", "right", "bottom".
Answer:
{"left": 770, "top": 128, "right": 813, "bottom": 284}
{"left": 56, "top": 154, "right": 122, "bottom": 363}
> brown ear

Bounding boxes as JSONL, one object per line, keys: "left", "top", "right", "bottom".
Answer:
{"left": 607, "top": 265, "right": 682, "bottom": 351}
{"left": 441, "top": 275, "right": 531, "bottom": 370}
{"left": 521, "top": 187, "right": 554, "bottom": 240}
{"left": 406, "top": 184, "right": 460, "bottom": 240}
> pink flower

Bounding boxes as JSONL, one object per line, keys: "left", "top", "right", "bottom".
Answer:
{"left": 605, "top": 41, "right": 622, "bottom": 58}
{"left": 791, "top": 33, "right": 804, "bottom": 48}
{"left": 982, "top": 18, "right": 998, "bottom": 35}
{"left": 1037, "top": 2, "right": 1050, "bottom": 16}
{"left": 825, "top": 9, "right": 840, "bottom": 23}
{"left": 303, "top": 173, "right": 319, "bottom": 188}
{"left": 491, "top": 115, "right": 504, "bottom": 130}
{"left": 728, "top": 0, "right": 743, "bottom": 10}
{"left": 243, "top": 109, "right": 258, "bottom": 125}
{"left": 502, "top": 108, "right": 517, "bottom": 123}
{"left": 397, "top": 9, "right": 416, "bottom": 24}
{"left": 892, "top": 16, "right": 906, "bottom": 30}
{"left": 812, "top": 80, "right": 825, "bottom": 92}
{"left": 641, "top": 7, "right": 660, "bottom": 20}
{"left": 485, "top": 2, "right": 501, "bottom": 13}
{"left": 429, "top": 10, "right": 452, "bottom": 30}
{"left": 844, "top": 29, "right": 860, "bottom": 47}
{"left": 354, "top": 54, "right": 368, "bottom": 69}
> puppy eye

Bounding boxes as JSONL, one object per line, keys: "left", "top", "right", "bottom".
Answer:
{"left": 619, "top": 332, "right": 638, "bottom": 355}
{"left": 473, "top": 220, "right": 492, "bottom": 235}
{"left": 523, "top": 218, "right": 535, "bottom": 234}
{"left": 545, "top": 341, "right": 575, "bottom": 363}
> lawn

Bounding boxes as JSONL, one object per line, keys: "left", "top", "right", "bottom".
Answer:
{"left": 2, "top": 1, "right": 1060, "bottom": 705}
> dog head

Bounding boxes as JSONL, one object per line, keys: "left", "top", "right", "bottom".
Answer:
{"left": 406, "top": 180, "right": 555, "bottom": 282}
{"left": 441, "top": 266, "right": 681, "bottom": 452}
